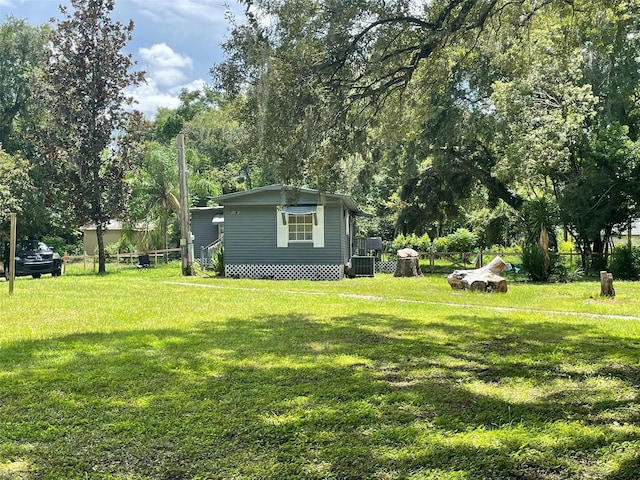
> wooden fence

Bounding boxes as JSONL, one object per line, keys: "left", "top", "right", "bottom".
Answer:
{"left": 413, "top": 249, "right": 606, "bottom": 275}
{"left": 64, "top": 248, "right": 181, "bottom": 271}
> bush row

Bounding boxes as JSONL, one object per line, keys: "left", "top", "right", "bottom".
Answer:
{"left": 389, "top": 228, "right": 511, "bottom": 254}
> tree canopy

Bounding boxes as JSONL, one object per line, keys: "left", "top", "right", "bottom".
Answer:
{"left": 40, "top": 0, "right": 144, "bottom": 272}
{"left": 2, "top": 0, "right": 640, "bottom": 273}
{"left": 213, "top": 0, "right": 640, "bottom": 266}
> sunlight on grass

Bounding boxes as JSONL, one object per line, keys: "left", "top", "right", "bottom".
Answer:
{"left": 1, "top": 265, "right": 640, "bottom": 478}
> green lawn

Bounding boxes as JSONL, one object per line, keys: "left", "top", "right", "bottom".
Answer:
{"left": 1, "top": 265, "right": 639, "bottom": 479}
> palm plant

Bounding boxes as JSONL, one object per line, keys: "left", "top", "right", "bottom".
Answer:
{"left": 520, "top": 197, "right": 559, "bottom": 281}
{"left": 130, "top": 142, "right": 180, "bottom": 252}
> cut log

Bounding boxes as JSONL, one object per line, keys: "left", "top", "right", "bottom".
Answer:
{"left": 600, "top": 271, "right": 615, "bottom": 298}
{"left": 394, "top": 248, "right": 423, "bottom": 277}
{"left": 447, "top": 256, "right": 508, "bottom": 293}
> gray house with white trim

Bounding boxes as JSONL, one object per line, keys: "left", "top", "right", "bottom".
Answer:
{"left": 210, "top": 184, "right": 369, "bottom": 280}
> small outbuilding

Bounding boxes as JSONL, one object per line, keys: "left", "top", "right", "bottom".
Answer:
{"left": 80, "top": 220, "right": 150, "bottom": 254}
{"left": 210, "top": 184, "right": 370, "bottom": 280}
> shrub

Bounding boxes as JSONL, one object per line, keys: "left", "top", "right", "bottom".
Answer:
{"left": 104, "top": 237, "right": 135, "bottom": 256}
{"left": 389, "top": 233, "right": 431, "bottom": 253}
{"left": 446, "top": 228, "right": 478, "bottom": 252}
{"left": 416, "top": 233, "right": 432, "bottom": 252}
{"left": 432, "top": 236, "right": 449, "bottom": 252}
{"left": 390, "top": 234, "right": 407, "bottom": 254}
{"left": 557, "top": 238, "right": 575, "bottom": 253}
{"left": 521, "top": 244, "right": 559, "bottom": 282}
{"left": 211, "top": 247, "right": 224, "bottom": 276}
{"left": 554, "top": 262, "right": 584, "bottom": 283}
{"left": 42, "top": 236, "right": 66, "bottom": 254}
{"left": 609, "top": 245, "right": 640, "bottom": 280}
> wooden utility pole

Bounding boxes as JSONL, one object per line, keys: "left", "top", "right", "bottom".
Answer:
{"left": 8, "top": 213, "right": 16, "bottom": 294}
{"left": 177, "top": 134, "right": 193, "bottom": 275}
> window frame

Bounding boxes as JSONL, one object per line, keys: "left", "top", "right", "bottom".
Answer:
{"left": 287, "top": 213, "right": 314, "bottom": 242}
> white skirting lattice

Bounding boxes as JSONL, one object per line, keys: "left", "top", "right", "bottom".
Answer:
{"left": 225, "top": 264, "right": 344, "bottom": 281}
{"left": 375, "top": 261, "right": 397, "bottom": 274}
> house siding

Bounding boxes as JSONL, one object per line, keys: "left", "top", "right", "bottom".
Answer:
{"left": 224, "top": 204, "right": 345, "bottom": 266}
{"left": 340, "top": 208, "right": 352, "bottom": 264}
{"left": 212, "top": 185, "right": 367, "bottom": 280}
{"left": 83, "top": 230, "right": 122, "bottom": 254}
{"left": 191, "top": 209, "right": 221, "bottom": 259}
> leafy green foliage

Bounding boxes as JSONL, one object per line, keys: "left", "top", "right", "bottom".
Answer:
{"left": 446, "top": 228, "right": 478, "bottom": 253}
{"left": 390, "top": 233, "right": 431, "bottom": 253}
{"left": 521, "top": 244, "right": 560, "bottom": 282}
{"left": 129, "top": 142, "right": 179, "bottom": 251}
{"left": 40, "top": 0, "right": 144, "bottom": 273}
{"left": 609, "top": 245, "right": 640, "bottom": 281}
{"left": 211, "top": 247, "right": 224, "bottom": 276}
{"left": 0, "top": 149, "right": 32, "bottom": 232}
{"left": 104, "top": 237, "right": 135, "bottom": 255}
{"left": 0, "top": 17, "right": 48, "bottom": 155}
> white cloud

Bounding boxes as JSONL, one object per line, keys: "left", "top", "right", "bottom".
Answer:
{"left": 153, "top": 67, "right": 188, "bottom": 87}
{"left": 132, "top": 0, "right": 240, "bottom": 26}
{"left": 169, "top": 78, "right": 208, "bottom": 96}
{"left": 131, "top": 41, "right": 214, "bottom": 117}
{"left": 128, "top": 77, "right": 209, "bottom": 118}
{"left": 139, "top": 43, "right": 193, "bottom": 69}
{"left": 138, "top": 43, "right": 193, "bottom": 87}
{"left": 128, "top": 77, "right": 182, "bottom": 117}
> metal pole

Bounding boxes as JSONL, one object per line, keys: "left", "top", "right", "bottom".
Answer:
{"left": 177, "top": 134, "right": 193, "bottom": 275}
{"left": 8, "top": 213, "right": 16, "bottom": 294}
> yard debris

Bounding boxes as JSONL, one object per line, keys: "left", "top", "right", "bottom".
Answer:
{"left": 447, "top": 256, "right": 508, "bottom": 293}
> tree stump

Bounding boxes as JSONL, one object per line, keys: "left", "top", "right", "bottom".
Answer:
{"left": 600, "top": 271, "right": 615, "bottom": 297}
{"left": 394, "top": 248, "right": 422, "bottom": 277}
{"left": 447, "top": 256, "right": 508, "bottom": 293}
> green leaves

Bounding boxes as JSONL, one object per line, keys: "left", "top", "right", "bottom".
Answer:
{"left": 0, "top": 148, "right": 33, "bottom": 227}
{"left": 41, "top": 0, "right": 145, "bottom": 272}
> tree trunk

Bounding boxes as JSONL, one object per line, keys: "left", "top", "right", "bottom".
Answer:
{"left": 600, "top": 271, "right": 615, "bottom": 298}
{"left": 96, "top": 224, "right": 106, "bottom": 274}
{"left": 394, "top": 257, "right": 422, "bottom": 277}
{"left": 162, "top": 201, "right": 169, "bottom": 253}
{"left": 447, "top": 256, "right": 507, "bottom": 293}
{"left": 394, "top": 248, "right": 422, "bottom": 277}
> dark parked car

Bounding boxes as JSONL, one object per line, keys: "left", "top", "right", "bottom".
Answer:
{"left": 3, "top": 240, "right": 62, "bottom": 279}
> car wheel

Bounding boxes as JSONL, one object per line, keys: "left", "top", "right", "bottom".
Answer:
{"left": 53, "top": 269, "right": 62, "bottom": 277}
{"left": 3, "top": 269, "right": 7, "bottom": 281}
{"left": 32, "top": 273, "right": 41, "bottom": 279}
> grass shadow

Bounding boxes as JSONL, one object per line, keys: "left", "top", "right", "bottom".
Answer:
{"left": 0, "top": 311, "right": 639, "bottom": 478}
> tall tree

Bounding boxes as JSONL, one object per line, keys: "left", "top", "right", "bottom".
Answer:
{"left": 41, "top": 0, "right": 144, "bottom": 273}
{"left": 0, "top": 148, "right": 33, "bottom": 237}
{"left": 0, "top": 16, "right": 72, "bottom": 242}
{"left": 0, "top": 16, "right": 48, "bottom": 155}
{"left": 491, "top": 0, "right": 640, "bottom": 268}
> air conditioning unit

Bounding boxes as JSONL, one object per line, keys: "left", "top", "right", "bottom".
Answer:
{"left": 350, "top": 255, "right": 375, "bottom": 276}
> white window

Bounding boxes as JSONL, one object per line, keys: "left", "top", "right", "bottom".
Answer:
{"left": 277, "top": 205, "right": 324, "bottom": 248}
{"left": 288, "top": 214, "right": 313, "bottom": 241}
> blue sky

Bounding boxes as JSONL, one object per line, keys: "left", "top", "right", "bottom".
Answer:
{"left": 0, "top": 0, "right": 245, "bottom": 117}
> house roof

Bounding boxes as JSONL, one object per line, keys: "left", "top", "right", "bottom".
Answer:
{"left": 211, "top": 184, "right": 371, "bottom": 216}
{"left": 190, "top": 206, "right": 224, "bottom": 213}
